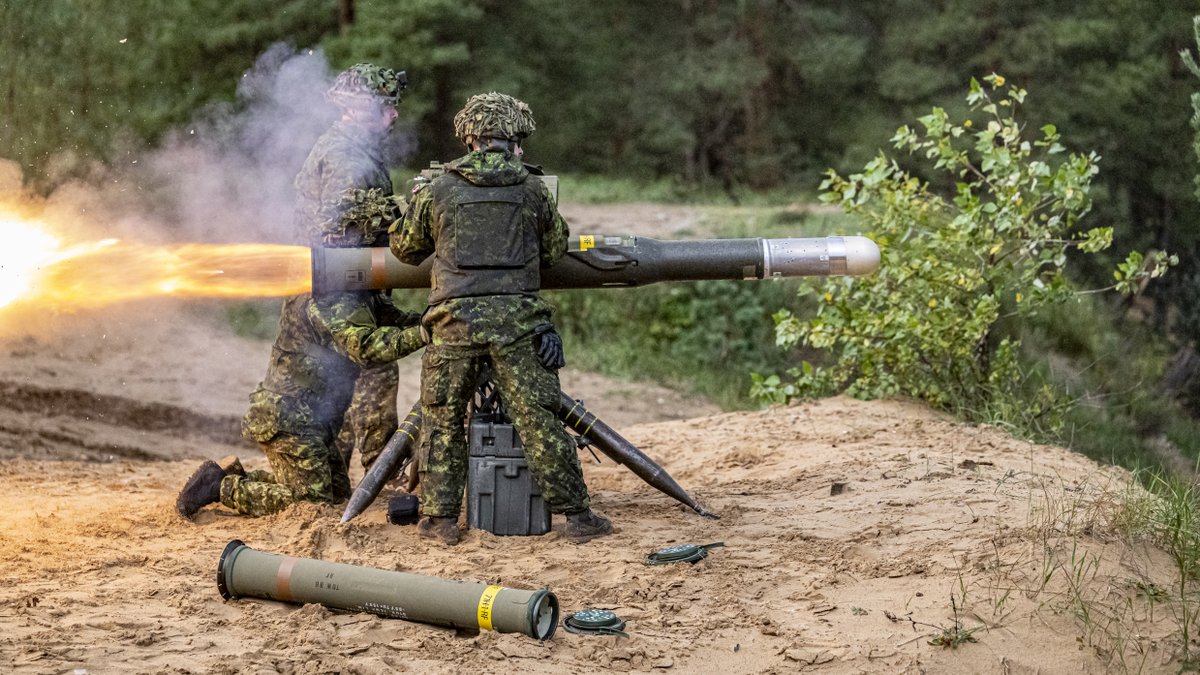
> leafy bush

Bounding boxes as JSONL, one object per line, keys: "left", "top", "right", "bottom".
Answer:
{"left": 550, "top": 278, "right": 803, "bottom": 409}
{"left": 754, "top": 75, "right": 1173, "bottom": 433}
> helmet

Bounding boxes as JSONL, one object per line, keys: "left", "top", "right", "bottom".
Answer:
{"left": 452, "top": 92, "right": 536, "bottom": 147}
{"left": 326, "top": 64, "right": 407, "bottom": 108}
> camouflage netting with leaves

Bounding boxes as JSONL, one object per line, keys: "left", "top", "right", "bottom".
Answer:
{"left": 326, "top": 63, "right": 405, "bottom": 106}
{"left": 336, "top": 187, "right": 405, "bottom": 244}
{"left": 752, "top": 75, "right": 1175, "bottom": 434}
{"left": 452, "top": 92, "right": 536, "bottom": 146}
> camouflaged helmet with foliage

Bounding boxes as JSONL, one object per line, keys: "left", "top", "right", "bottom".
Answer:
{"left": 453, "top": 92, "right": 536, "bottom": 147}
{"left": 326, "top": 64, "right": 405, "bottom": 108}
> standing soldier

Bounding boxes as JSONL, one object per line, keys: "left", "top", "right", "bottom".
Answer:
{"left": 297, "top": 64, "right": 419, "bottom": 472}
{"left": 176, "top": 64, "right": 423, "bottom": 519}
{"left": 390, "top": 92, "right": 612, "bottom": 545}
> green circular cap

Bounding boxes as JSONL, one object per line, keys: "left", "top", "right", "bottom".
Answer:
{"left": 645, "top": 541, "right": 725, "bottom": 565}
{"left": 563, "top": 609, "right": 627, "bottom": 636}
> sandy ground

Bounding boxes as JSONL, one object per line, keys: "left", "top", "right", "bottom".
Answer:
{"left": 0, "top": 203, "right": 1190, "bottom": 673}
{"left": 0, "top": 303, "right": 1190, "bottom": 675}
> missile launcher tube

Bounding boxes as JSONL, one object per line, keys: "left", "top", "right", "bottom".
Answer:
{"left": 341, "top": 403, "right": 421, "bottom": 523}
{"left": 217, "top": 540, "right": 559, "bottom": 639}
{"left": 311, "top": 235, "right": 880, "bottom": 293}
{"left": 558, "top": 392, "right": 716, "bottom": 519}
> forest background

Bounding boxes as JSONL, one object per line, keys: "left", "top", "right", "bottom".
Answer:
{"left": 3, "top": 0, "right": 1200, "bottom": 476}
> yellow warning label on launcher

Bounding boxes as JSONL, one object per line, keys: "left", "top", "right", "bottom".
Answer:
{"left": 477, "top": 585, "right": 502, "bottom": 631}
{"left": 579, "top": 235, "right": 595, "bottom": 252}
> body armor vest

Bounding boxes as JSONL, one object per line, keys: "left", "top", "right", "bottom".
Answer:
{"left": 426, "top": 173, "right": 542, "bottom": 304}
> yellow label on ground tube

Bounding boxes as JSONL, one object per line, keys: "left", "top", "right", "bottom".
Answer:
{"left": 580, "top": 235, "right": 594, "bottom": 252}
{"left": 477, "top": 585, "right": 503, "bottom": 631}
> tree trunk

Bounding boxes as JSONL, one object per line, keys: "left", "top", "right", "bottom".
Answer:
{"left": 432, "top": 69, "right": 456, "bottom": 161}
{"left": 339, "top": 0, "right": 355, "bottom": 35}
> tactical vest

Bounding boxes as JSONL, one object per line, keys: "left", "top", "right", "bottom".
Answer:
{"left": 426, "top": 173, "right": 542, "bottom": 304}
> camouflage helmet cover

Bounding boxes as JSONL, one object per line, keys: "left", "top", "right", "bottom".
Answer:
{"left": 327, "top": 63, "right": 407, "bottom": 107}
{"left": 452, "top": 92, "right": 536, "bottom": 147}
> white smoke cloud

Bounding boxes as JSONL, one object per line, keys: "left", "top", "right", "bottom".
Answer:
{"left": 138, "top": 44, "right": 415, "bottom": 245}
{"left": 15, "top": 44, "right": 415, "bottom": 247}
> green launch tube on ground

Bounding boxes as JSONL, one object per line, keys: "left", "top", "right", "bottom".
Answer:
{"left": 311, "top": 234, "right": 880, "bottom": 293}
{"left": 217, "top": 540, "right": 559, "bottom": 639}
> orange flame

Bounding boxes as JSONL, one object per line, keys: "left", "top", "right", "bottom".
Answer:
{"left": 0, "top": 213, "right": 312, "bottom": 311}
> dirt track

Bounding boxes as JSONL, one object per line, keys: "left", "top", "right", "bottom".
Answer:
{"left": 0, "top": 298, "right": 1188, "bottom": 673}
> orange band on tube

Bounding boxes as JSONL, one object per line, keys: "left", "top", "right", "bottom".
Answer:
{"left": 276, "top": 556, "right": 297, "bottom": 602}
{"left": 371, "top": 248, "right": 387, "bottom": 290}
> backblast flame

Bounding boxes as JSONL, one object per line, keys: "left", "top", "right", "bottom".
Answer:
{"left": 0, "top": 213, "right": 312, "bottom": 312}
{"left": 0, "top": 216, "right": 65, "bottom": 309}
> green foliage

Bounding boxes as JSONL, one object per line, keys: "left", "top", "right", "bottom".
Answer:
{"left": 1017, "top": 289, "right": 1200, "bottom": 477}
{"left": 1185, "top": 15, "right": 1200, "bottom": 204}
{"left": 756, "top": 76, "right": 1174, "bottom": 432}
{"left": 0, "top": 0, "right": 335, "bottom": 188}
{"left": 550, "top": 278, "right": 803, "bottom": 410}
{"left": 1064, "top": 405, "right": 1157, "bottom": 473}
{"left": 927, "top": 621, "right": 982, "bottom": 649}
{"left": 552, "top": 174, "right": 713, "bottom": 205}
{"left": 1116, "top": 469, "right": 1200, "bottom": 665}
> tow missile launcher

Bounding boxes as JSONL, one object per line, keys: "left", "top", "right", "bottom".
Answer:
{"left": 333, "top": 170, "right": 880, "bottom": 529}
{"left": 312, "top": 234, "right": 880, "bottom": 294}
{"left": 331, "top": 233, "right": 879, "bottom": 527}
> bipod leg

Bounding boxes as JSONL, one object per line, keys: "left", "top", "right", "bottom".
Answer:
{"left": 557, "top": 391, "right": 717, "bottom": 519}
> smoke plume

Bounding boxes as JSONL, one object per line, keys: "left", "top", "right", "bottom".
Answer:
{"left": 11, "top": 44, "right": 416, "bottom": 246}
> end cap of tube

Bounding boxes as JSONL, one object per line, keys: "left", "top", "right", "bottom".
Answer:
{"left": 841, "top": 236, "right": 881, "bottom": 276}
{"left": 217, "top": 539, "right": 247, "bottom": 601}
{"left": 528, "top": 589, "right": 560, "bottom": 640}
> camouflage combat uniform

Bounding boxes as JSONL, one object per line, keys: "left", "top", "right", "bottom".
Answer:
{"left": 293, "top": 118, "right": 418, "bottom": 471}
{"left": 390, "top": 149, "right": 590, "bottom": 518}
{"left": 224, "top": 65, "right": 420, "bottom": 517}
{"left": 225, "top": 292, "right": 424, "bottom": 516}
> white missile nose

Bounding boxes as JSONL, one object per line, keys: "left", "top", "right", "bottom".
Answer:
{"left": 841, "top": 235, "right": 881, "bottom": 276}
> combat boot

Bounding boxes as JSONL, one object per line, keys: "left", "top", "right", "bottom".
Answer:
{"left": 564, "top": 509, "right": 613, "bottom": 543}
{"left": 417, "top": 516, "right": 461, "bottom": 546}
{"left": 176, "top": 460, "right": 226, "bottom": 520}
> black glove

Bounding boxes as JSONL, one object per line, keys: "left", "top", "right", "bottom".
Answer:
{"left": 534, "top": 328, "right": 565, "bottom": 370}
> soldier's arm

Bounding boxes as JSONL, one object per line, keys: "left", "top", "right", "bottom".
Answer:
{"left": 537, "top": 181, "right": 569, "bottom": 268}
{"left": 374, "top": 297, "right": 423, "bottom": 328}
{"left": 311, "top": 294, "right": 424, "bottom": 366}
{"left": 389, "top": 186, "right": 436, "bottom": 265}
